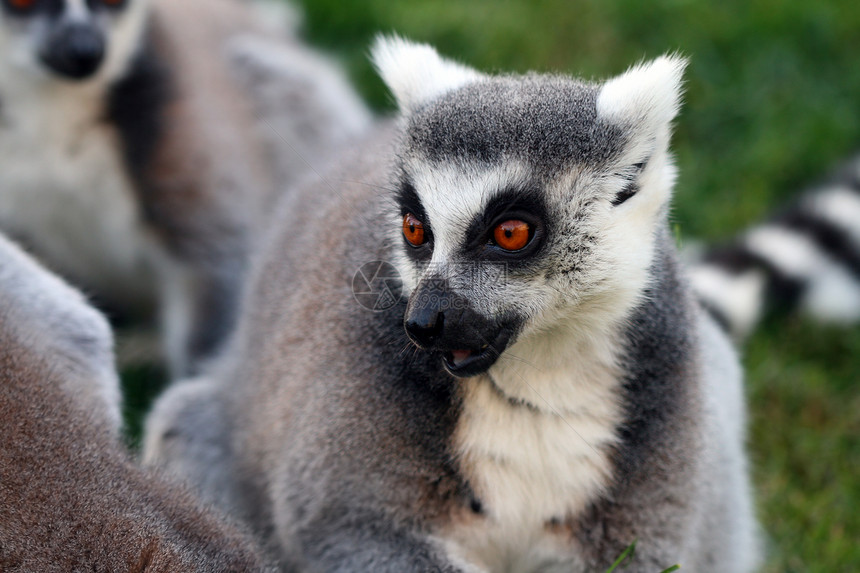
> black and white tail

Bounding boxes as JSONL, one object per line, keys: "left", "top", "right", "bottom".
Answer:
{"left": 690, "top": 155, "right": 860, "bottom": 339}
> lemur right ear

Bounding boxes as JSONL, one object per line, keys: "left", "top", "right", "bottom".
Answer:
{"left": 371, "top": 35, "right": 484, "bottom": 112}
{"left": 596, "top": 55, "right": 687, "bottom": 162}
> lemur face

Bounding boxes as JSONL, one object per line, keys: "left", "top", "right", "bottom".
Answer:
{"left": 394, "top": 80, "right": 632, "bottom": 379}
{"left": 374, "top": 38, "right": 684, "bottom": 378}
{"left": 0, "top": 0, "right": 144, "bottom": 82}
{"left": 397, "top": 163, "right": 551, "bottom": 377}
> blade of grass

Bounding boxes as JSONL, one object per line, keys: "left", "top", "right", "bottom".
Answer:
{"left": 605, "top": 540, "right": 637, "bottom": 573}
{"left": 605, "top": 541, "right": 680, "bottom": 573}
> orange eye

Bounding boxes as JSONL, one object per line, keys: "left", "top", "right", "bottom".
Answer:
{"left": 493, "top": 220, "right": 531, "bottom": 251}
{"left": 402, "top": 213, "right": 426, "bottom": 247}
{"left": 7, "top": 0, "right": 37, "bottom": 9}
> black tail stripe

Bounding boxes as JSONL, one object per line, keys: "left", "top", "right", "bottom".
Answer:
{"left": 697, "top": 298, "right": 733, "bottom": 334}
{"left": 703, "top": 244, "right": 806, "bottom": 310}
{"left": 773, "top": 209, "right": 860, "bottom": 280}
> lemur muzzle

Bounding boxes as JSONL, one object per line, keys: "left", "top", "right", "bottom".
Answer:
{"left": 41, "top": 23, "right": 105, "bottom": 80}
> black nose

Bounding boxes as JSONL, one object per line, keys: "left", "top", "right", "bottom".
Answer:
{"left": 41, "top": 23, "right": 106, "bottom": 80}
{"left": 405, "top": 305, "right": 445, "bottom": 348}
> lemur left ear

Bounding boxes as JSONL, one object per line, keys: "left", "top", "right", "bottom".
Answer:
{"left": 597, "top": 55, "right": 687, "bottom": 159}
{"left": 371, "top": 35, "right": 484, "bottom": 112}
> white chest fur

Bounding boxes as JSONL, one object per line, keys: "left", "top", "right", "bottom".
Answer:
{"left": 0, "top": 78, "right": 155, "bottom": 307}
{"left": 447, "top": 324, "right": 624, "bottom": 572}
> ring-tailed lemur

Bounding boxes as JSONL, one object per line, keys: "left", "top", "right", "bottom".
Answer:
{"left": 689, "top": 154, "right": 860, "bottom": 339}
{"left": 145, "top": 37, "right": 760, "bottom": 572}
{"left": 0, "top": 0, "right": 370, "bottom": 376}
{"left": 0, "top": 232, "right": 270, "bottom": 571}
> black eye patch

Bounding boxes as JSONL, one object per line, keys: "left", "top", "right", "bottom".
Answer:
{"left": 396, "top": 179, "right": 426, "bottom": 220}
{"left": 462, "top": 187, "right": 548, "bottom": 264}
{"left": 87, "top": 0, "right": 129, "bottom": 12}
{"left": 2, "top": 0, "right": 62, "bottom": 17}
{"left": 396, "top": 179, "right": 433, "bottom": 261}
{"left": 611, "top": 162, "right": 646, "bottom": 206}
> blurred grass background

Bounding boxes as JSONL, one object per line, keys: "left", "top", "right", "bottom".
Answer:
{"left": 123, "top": 0, "right": 859, "bottom": 571}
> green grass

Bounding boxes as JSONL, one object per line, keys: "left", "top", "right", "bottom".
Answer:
{"left": 606, "top": 541, "right": 681, "bottom": 572}
{"left": 746, "top": 319, "right": 860, "bottom": 572}
{"left": 120, "top": 360, "right": 167, "bottom": 451}
{"left": 122, "top": 0, "right": 860, "bottom": 570}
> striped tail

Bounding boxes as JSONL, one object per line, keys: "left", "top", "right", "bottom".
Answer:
{"left": 690, "top": 155, "right": 860, "bottom": 339}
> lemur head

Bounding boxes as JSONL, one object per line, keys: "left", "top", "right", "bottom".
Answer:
{"left": 0, "top": 0, "right": 147, "bottom": 83}
{"left": 372, "top": 36, "right": 685, "bottom": 378}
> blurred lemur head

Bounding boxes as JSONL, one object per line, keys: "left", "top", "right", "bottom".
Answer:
{"left": 373, "top": 37, "right": 685, "bottom": 379}
{"left": 0, "top": 0, "right": 147, "bottom": 83}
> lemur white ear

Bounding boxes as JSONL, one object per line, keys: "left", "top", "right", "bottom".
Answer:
{"left": 597, "top": 55, "right": 687, "bottom": 155}
{"left": 371, "top": 35, "right": 484, "bottom": 112}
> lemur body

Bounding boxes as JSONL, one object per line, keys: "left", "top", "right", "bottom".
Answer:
{"left": 0, "top": 232, "right": 270, "bottom": 571}
{"left": 0, "top": 0, "right": 370, "bottom": 375}
{"left": 146, "top": 39, "right": 759, "bottom": 572}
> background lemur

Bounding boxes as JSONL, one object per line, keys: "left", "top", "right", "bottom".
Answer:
{"left": 0, "top": 232, "right": 270, "bottom": 571}
{"left": 145, "top": 38, "right": 759, "bottom": 572}
{"left": 0, "top": 0, "right": 370, "bottom": 376}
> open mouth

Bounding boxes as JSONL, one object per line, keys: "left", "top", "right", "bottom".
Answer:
{"left": 441, "top": 330, "right": 513, "bottom": 378}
